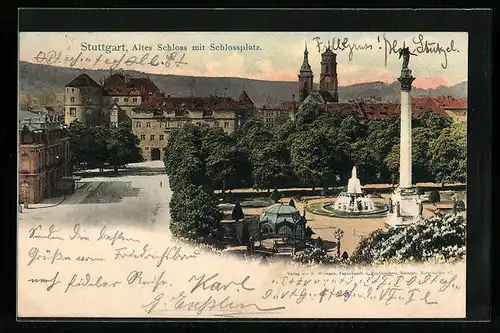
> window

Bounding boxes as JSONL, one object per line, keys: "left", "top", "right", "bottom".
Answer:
{"left": 140, "top": 134, "right": 146, "bottom": 140}
{"left": 159, "top": 135, "right": 164, "bottom": 141}
{"left": 70, "top": 97, "right": 75, "bottom": 102}
{"left": 160, "top": 122, "right": 164, "bottom": 128}
{"left": 69, "top": 108, "right": 76, "bottom": 117}
{"left": 72, "top": 88, "right": 74, "bottom": 93}
{"left": 145, "top": 146, "right": 150, "bottom": 150}
{"left": 114, "top": 98, "right": 119, "bottom": 103}
{"left": 124, "top": 98, "right": 129, "bottom": 102}
{"left": 136, "top": 121, "right": 141, "bottom": 128}
{"left": 132, "top": 98, "right": 138, "bottom": 103}
{"left": 150, "top": 135, "right": 155, "bottom": 141}
{"left": 146, "top": 122, "right": 151, "bottom": 128}
{"left": 177, "top": 123, "right": 182, "bottom": 128}
{"left": 224, "top": 122, "right": 230, "bottom": 128}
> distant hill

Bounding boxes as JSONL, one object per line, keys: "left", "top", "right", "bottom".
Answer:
{"left": 19, "top": 61, "right": 467, "bottom": 105}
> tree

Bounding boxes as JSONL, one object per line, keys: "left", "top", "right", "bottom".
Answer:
{"left": 270, "top": 188, "right": 281, "bottom": 203}
{"left": 169, "top": 184, "right": 224, "bottom": 242}
{"left": 428, "top": 190, "right": 441, "bottom": 204}
{"left": 231, "top": 202, "right": 244, "bottom": 222}
{"left": 290, "top": 130, "right": 340, "bottom": 190}
{"left": 428, "top": 123, "right": 467, "bottom": 184}
{"left": 294, "top": 103, "right": 319, "bottom": 131}
{"left": 68, "top": 120, "right": 90, "bottom": 169}
{"left": 288, "top": 199, "right": 296, "bottom": 208}
{"left": 87, "top": 125, "right": 109, "bottom": 173}
{"left": 201, "top": 127, "right": 245, "bottom": 192}
{"left": 252, "top": 140, "right": 292, "bottom": 191}
{"left": 107, "top": 122, "right": 142, "bottom": 172}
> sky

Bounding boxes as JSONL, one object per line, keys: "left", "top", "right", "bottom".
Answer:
{"left": 19, "top": 32, "right": 468, "bottom": 89}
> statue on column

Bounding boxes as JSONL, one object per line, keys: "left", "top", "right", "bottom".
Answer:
{"left": 399, "top": 47, "right": 417, "bottom": 70}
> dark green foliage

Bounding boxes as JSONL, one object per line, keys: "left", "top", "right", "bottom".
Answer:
{"left": 231, "top": 202, "right": 244, "bottom": 221}
{"left": 428, "top": 190, "right": 441, "bottom": 203}
{"left": 107, "top": 122, "right": 143, "bottom": 171}
{"left": 288, "top": 199, "right": 296, "bottom": 208}
{"left": 169, "top": 184, "right": 224, "bottom": 242}
{"left": 68, "top": 121, "right": 142, "bottom": 171}
{"left": 270, "top": 188, "right": 281, "bottom": 203}
{"left": 290, "top": 130, "right": 340, "bottom": 188}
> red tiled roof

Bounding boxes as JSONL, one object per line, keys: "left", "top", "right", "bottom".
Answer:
{"left": 432, "top": 95, "right": 467, "bottom": 110}
{"left": 65, "top": 73, "right": 100, "bottom": 88}
{"left": 136, "top": 96, "right": 240, "bottom": 112}
{"left": 409, "top": 96, "right": 450, "bottom": 117}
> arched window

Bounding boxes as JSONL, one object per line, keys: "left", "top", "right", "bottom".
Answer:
{"left": 277, "top": 224, "right": 294, "bottom": 237}
{"left": 261, "top": 223, "right": 274, "bottom": 236}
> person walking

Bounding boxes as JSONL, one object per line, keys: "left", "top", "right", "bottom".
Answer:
{"left": 160, "top": 181, "right": 163, "bottom": 188}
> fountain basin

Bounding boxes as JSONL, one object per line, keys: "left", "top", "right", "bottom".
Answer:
{"left": 307, "top": 200, "right": 388, "bottom": 219}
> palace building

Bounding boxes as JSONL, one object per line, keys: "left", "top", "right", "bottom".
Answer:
{"left": 19, "top": 111, "right": 72, "bottom": 204}
{"left": 64, "top": 71, "right": 161, "bottom": 127}
{"left": 130, "top": 91, "right": 253, "bottom": 161}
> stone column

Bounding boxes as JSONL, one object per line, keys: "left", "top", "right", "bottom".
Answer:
{"left": 397, "top": 68, "right": 415, "bottom": 189}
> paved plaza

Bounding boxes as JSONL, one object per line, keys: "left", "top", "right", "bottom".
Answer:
{"left": 18, "top": 161, "right": 172, "bottom": 233}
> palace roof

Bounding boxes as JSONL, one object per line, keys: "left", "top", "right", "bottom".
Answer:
{"left": 102, "top": 73, "right": 160, "bottom": 96}
{"left": 65, "top": 73, "right": 101, "bottom": 88}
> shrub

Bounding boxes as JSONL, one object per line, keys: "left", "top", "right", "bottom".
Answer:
{"left": 270, "top": 188, "right": 281, "bottom": 203}
{"left": 231, "top": 202, "right": 244, "bottom": 221}
{"left": 288, "top": 198, "right": 296, "bottom": 208}
{"left": 428, "top": 190, "right": 441, "bottom": 203}
{"left": 455, "top": 200, "right": 466, "bottom": 211}
{"left": 351, "top": 213, "right": 466, "bottom": 264}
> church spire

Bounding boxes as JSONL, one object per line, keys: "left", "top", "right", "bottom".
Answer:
{"left": 301, "top": 42, "right": 311, "bottom": 71}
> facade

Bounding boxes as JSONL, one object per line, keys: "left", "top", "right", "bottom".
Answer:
{"left": 257, "top": 102, "right": 297, "bottom": 128}
{"left": 64, "top": 72, "right": 161, "bottom": 127}
{"left": 64, "top": 73, "right": 105, "bottom": 125}
{"left": 102, "top": 73, "right": 161, "bottom": 127}
{"left": 19, "top": 111, "right": 72, "bottom": 204}
{"left": 130, "top": 93, "right": 248, "bottom": 161}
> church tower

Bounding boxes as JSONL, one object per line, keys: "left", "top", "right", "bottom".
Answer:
{"left": 319, "top": 44, "right": 339, "bottom": 102}
{"left": 298, "top": 42, "right": 314, "bottom": 102}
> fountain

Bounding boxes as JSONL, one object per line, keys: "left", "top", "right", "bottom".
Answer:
{"left": 315, "top": 166, "right": 388, "bottom": 218}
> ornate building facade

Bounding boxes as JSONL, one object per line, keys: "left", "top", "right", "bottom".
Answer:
{"left": 130, "top": 92, "right": 252, "bottom": 161}
{"left": 19, "top": 111, "right": 72, "bottom": 204}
